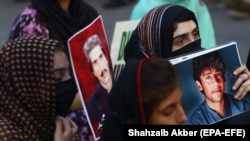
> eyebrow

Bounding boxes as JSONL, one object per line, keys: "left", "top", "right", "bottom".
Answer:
{"left": 173, "top": 27, "right": 199, "bottom": 40}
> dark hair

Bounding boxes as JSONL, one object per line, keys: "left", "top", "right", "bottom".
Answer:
{"left": 140, "top": 58, "right": 179, "bottom": 120}
{"left": 192, "top": 51, "right": 225, "bottom": 82}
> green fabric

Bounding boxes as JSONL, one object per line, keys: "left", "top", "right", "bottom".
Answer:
{"left": 130, "top": 0, "right": 216, "bottom": 49}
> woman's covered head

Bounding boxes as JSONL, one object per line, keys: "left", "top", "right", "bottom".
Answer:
{"left": 141, "top": 58, "right": 187, "bottom": 124}
{"left": 124, "top": 4, "right": 202, "bottom": 62}
{"left": 108, "top": 57, "right": 186, "bottom": 125}
{"left": 0, "top": 35, "right": 62, "bottom": 140}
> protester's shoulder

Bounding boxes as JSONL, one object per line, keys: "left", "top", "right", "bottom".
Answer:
{"left": 16, "top": 5, "right": 46, "bottom": 25}
{"left": 9, "top": 5, "right": 49, "bottom": 40}
{"left": 11, "top": 5, "right": 38, "bottom": 24}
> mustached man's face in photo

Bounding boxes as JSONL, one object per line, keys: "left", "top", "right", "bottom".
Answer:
{"left": 89, "top": 45, "right": 112, "bottom": 86}
{"left": 172, "top": 20, "right": 199, "bottom": 52}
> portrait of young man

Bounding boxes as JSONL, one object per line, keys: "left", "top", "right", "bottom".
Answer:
{"left": 187, "top": 51, "right": 250, "bottom": 125}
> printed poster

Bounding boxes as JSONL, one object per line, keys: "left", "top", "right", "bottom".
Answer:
{"left": 110, "top": 20, "right": 140, "bottom": 80}
{"left": 169, "top": 41, "right": 250, "bottom": 125}
{"left": 67, "top": 15, "right": 113, "bottom": 140}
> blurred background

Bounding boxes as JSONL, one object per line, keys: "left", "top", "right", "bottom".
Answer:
{"left": 1, "top": 0, "right": 250, "bottom": 63}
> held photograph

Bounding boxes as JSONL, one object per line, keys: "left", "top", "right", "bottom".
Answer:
{"left": 67, "top": 16, "right": 113, "bottom": 140}
{"left": 169, "top": 42, "right": 250, "bottom": 125}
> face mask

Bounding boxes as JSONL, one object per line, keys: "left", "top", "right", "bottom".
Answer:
{"left": 55, "top": 78, "right": 78, "bottom": 115}
{"left": 171, "top": 39, "right": 202, "bottom": 57}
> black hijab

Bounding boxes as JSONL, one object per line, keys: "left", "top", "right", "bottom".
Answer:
{"left": 31, "top": 0, "right": 99, "bottom": 56}
{"left": 124, "top": 4, "right": 201, "bottom": 62}
{"left": 100, "top": 58, "right": 150, "bottom": 141}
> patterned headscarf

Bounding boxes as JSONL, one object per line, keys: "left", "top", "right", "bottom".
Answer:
{"left": 0, "top": 36, "right": 62, "bottom": 141}
{"left": 124, "top": 4, "right": 198, "bottom": 61}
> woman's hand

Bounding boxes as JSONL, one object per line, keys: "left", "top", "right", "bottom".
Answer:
{"left": 69, "top": 92, "right": 83, "bottom": 112}
{"left": 54, "top": 116, "right": 78, "bottom": 141}
{"left": 232, "top": 65, "right": 250, "bottom": 100}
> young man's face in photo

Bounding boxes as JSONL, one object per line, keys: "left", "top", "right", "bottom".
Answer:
{"left": 196, "top": 66, "right": 225, "bottom": 102}
{"left": 172, "top": 20, "right": 199, "bottom": 52}
{"left": 89, "top": 45, "right": 111, "bottom": 86}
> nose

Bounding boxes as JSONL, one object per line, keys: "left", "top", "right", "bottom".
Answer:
{"left": 190, "top": 36, "right": 196, "bottom": 42}
{"left": 97, "top": 61, "right": 106, "bottom": 72}
{"left": 177, "top": 105, "right": 187, "bottom": 124}
{"left": 209, "top": 75, "right": 220, "bottom": 86}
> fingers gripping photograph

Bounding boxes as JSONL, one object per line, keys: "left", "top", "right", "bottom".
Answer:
{"left": 169, "top": 42, "right": 250, "bottom": 125}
